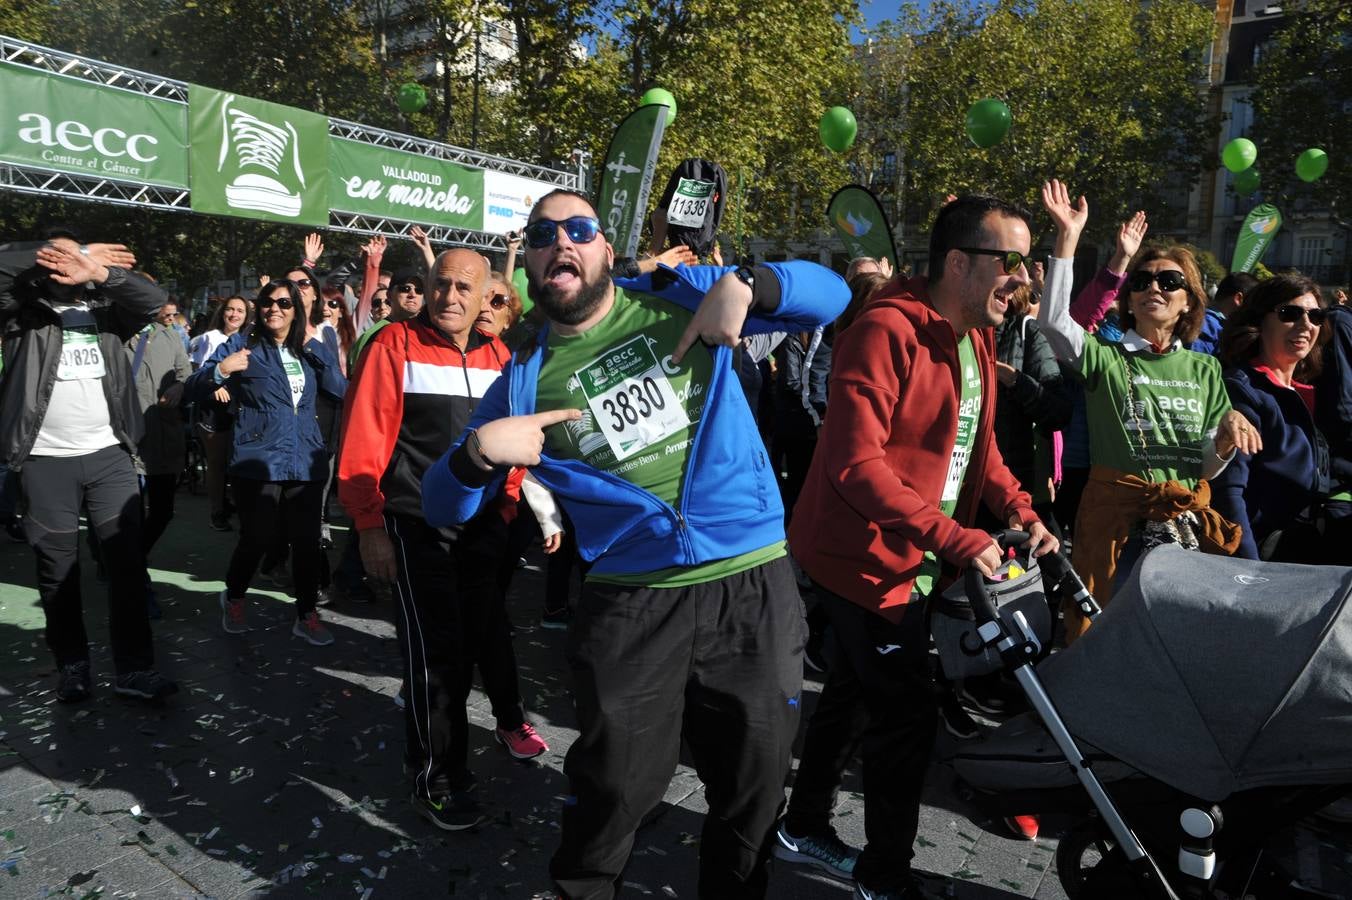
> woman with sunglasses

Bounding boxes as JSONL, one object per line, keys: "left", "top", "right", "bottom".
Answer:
{"left": 1213, "top": 274, "right": 1333, "bottom": 561}
{"left": 319, "top": 284, "right": 357, "bottom": 375}
{"left": 188, "top": 279, "right": 347, "bottom": 645}
{"left": 1038, "top": 180, "right": 1258, "bottom": 641}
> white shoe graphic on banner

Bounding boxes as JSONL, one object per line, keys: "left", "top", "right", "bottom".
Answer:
{"left": 218, "top": 96, "right": 305, "bottom": 217}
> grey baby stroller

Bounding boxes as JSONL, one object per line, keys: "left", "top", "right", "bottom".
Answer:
{"left": 941, "top": 536, "right": 1352, "bottom": 898}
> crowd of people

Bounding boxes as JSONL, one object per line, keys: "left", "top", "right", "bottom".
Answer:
{"left": 0, "top": 177, "right": 1348, "bottom": 900}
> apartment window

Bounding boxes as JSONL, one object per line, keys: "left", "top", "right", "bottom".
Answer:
{"left": 1298, "top": 237, "right": 1328, "bottom": 268}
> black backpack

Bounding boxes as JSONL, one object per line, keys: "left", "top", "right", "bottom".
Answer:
{"left": 654, "top": 159, "right": 727, "bottom": 258}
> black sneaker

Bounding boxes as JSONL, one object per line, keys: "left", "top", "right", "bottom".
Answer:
{"left": 146, "top": 588, "right": 162, "bottom": 621}
{"left": 956, "top": 681, "right": 1008, "bottom": 717}
{"left": 209, "top": 514, "right": 232, "bottom": 532}
{"left": 56, "top": 661, "right": 92, "bottom": 703}
{"left": 114, "top": 670, "right": 179, "bottom": 701}
{"left": 773, "top": 818, "right": 858, "bottom": 881}
{"left": 854, "top": 879, "right": 930, "bottom": 900}
{"left": 939, "top": 690, "right": 981, "bottom": 740}
{"left": 411, "top": 789, "right": 485, "bottom": 831}
{"left": 540, "top": 608, "right": 570, "bottom": 631}
{"left": 315, "top": 587, "right": 335, "bottom": 608}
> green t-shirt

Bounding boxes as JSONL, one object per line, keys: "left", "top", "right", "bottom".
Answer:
{"left": 1076, "top": 335, "right": 1230, "bottom": 486}
{"left": 349, "top": 318, "right": 392, "bottom": 372}
{"left": 535, "top": 287, "right": 785, "bottom": 587}
{"left": 913, "top": 335, "right": 982, "bottom": 598}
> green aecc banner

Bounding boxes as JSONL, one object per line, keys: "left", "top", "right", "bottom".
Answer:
{"left": 330, "top": 138, "right": 485, "bottom": 231}
{"left": 0, "top": 61, "right": 189, "bottom": 187}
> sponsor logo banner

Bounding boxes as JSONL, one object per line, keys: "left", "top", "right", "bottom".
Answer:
{"left": 483, "top": 171, "right": 559, "bottom": 234}
{"left": 827, "top": 185, "right": 898, "bottom": 270}
{"left": 1231, "top": 203, "right": 1282, "bottom": 274}
{"left": 188, "top": 84, "right": 330, "bottom": 226}
{"left": 331, "top": 137, "right": 485, "bottom": 231}
{"left": 0, "top": 61, "right": 189, "bottom": 187}
{"left": 596, "top": 104, "right": 668, "bottom": 258}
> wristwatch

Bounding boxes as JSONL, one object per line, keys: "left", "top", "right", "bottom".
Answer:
{"left": 733, "top": 266, "right": 755, "bottom": 295}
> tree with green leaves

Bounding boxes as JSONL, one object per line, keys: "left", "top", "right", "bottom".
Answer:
{"left": 1248, "top": 0, "right": 1351, "bottom": 228}
{"left": 860, "top": 0, "right": 1215, "bottom": 251}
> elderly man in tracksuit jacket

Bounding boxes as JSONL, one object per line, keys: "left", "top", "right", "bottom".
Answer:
{"left": 338, "top": 248, "right": 548, "bottom": 833}
{"left": 787, "top": 196, "right": 1057, "bottom": 900}
{"left": 0, "top": 236, "right": 177, "bottom": 704}
{"left": 421, "top": 189, "right": 849, "bottom": 899}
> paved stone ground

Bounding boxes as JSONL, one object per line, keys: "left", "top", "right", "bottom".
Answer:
{"left": 0, "top": 492, "right": 1347, "bottom": 899}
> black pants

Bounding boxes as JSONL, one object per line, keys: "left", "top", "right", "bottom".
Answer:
{"left": 21, "top": 446, "right": 153, "bottom": 674}
{"left": 226, "top": 477, "right": 322, "bottom": 617}
{"left": 141, "top": 472, "right": 178, "bottom": 557}
{"left": 386, "top": 513, "right": 525, "bottom": 797}
{"left": 782, "top": 590, "right": 935, "bottom": 892}
{"left": 550, "top": 557, "right": 805, "bottom": 900}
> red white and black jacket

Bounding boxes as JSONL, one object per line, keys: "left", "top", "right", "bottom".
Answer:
{"left": 338, "top": 313, "right": 510, "bottom": 531}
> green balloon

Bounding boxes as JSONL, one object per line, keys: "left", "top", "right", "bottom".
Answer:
{"left": 640, "top": 87, "right": 677, "bottom": 126}
{"left": 397, "top": 82, "right": 427, "bottom": 115}
{"left": 1234, "top": 168, "right": 1261, "bottom": 196}
{"left": 1221, "top": 138, "right": 1257, "bottom": 173}
{"left": 1296, "top": 147, "right": 1329, "bottom": 183}
{"left": 965, "top": 98, "right": 1012, "bottom": 149}
{"left": 819, "top": 106, "right": 857, "bottom": 153}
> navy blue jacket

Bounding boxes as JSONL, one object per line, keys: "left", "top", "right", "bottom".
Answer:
{"left": 188, "top": 332, "right": 347, "bottom": 483}
{"left": 1212, "top": 364, "right": 1329, "bottom": 559}
{"left": 1315, "top": 304, "right": 1352, "bottom": 499}
{"left": 1186, "top": 307, "right": 1225, "bottom": 356}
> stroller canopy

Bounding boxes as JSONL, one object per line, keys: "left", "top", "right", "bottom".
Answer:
{"left": 1040, "top": 545, "right": 1352, "bottom": 803}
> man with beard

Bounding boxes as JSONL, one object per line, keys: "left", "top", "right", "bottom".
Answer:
{"left": 0, "top": 235, "right": 178, "bottom": 703}
{"left": 338, "top": 248, "right": 548, "bottom": 833}
{"left": 782, "top": 196, "right": 1057, "bottom": 899}
{"left": 422, "top": 189, "right": 849, "bottom": 899}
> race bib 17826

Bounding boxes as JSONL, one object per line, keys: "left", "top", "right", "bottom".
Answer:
{"left": 574, "top": 335, "right": 690, "bottom": 461}
{"left": 57, "top": 332, "right": 105, "bottom": 381}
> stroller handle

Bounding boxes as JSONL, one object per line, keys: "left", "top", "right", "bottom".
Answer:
{"left": 963, "top": 530, "right": 1034, "bottom": 626}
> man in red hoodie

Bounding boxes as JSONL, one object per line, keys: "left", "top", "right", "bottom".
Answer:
{"left": 782, "top": 196, "right": 1058, "bottom": 900}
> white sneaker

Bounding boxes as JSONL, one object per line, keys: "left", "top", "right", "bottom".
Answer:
{"left": 219, "top": 590, "right": 248, "bottom": 634}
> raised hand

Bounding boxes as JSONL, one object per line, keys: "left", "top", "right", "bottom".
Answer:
{"left": 217, "top": 347, "right": 251, "bottom": 376}
{"left": 472, "top": 408, "right": 583, "bottom": 468}
{"left": 409, "top": 226, "right": 435, "bottom": 270}
{"left": 303, "top": 232, "right": 325, "bottom": 264}
{"left": 1110, "top": 211, "right": 1149, "bottom": 274}
{"left": 363, "top": 235, "right": 387, "bottom": 260}
{"left": 1041, "top": 179, "right": 1088, "bottom": 237}
{"left": 84, "top": 243, "right": 136, "bottom": 270}
{"left": 672, "top": 271, "right": 754, "bottom": 364}
{"left": 36, "top": 242, "right": 107, "bottom": 285}
{"left": 656, "top": 244, "right": 698, "bottom": 268}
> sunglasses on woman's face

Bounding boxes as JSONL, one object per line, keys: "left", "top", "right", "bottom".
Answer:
{"left": 488, "top": 294, "right": 508, "bottom": 310}
{"left": 325, "top": 299, "right": 343, "bottom": 309}
{"left": 1128, "top": 269, "right": 1187, "bottom": 293}
{"left": 288, "top": 277, "right": 314, "bottom": 289}
{"left": 258, "top": 296, "right": 294, "bottom": 310}
{"left": 1275, "top": 304, "right": 1327, "bottom": 326}
{"left": 371, "top": 297, "right": 391, "bottom": 307}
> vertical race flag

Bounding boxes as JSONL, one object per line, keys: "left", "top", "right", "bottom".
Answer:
{"left": 1231, "top": 203, "right": 1282, "bottom": 273}
{"left": 596, "top": 103, "right": 669, "bottom": 258}
{"left": 827, "top": 185, "right": 898, "bottom": 272}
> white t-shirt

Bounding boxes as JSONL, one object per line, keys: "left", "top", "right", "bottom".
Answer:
{"left": 31, "top": 304, "right": 120, "bottom": 457}
{"left": 190, "top": 329, "right": 233, "bottom": 368}
{"left": 279, "top": 346, "right": 306, "bottom": 409}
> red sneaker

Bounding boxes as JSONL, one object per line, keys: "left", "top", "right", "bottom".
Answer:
{"left": 1003, "top": 814, "right": 1039, "bottom": 841}
{"left": 495, "top": 722, "right": 549, "bottom": 760}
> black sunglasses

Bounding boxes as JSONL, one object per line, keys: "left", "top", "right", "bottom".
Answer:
{"left": 258, "top": 296, "right": 294, "bottom": 310}
{"left": 1275, "top": 304, "right": 1327, "bottom": 326}
{"left": 958, "top": 247, "right": 1028, "bottom": 275}
{"left": 523, "top": 216, "right": 602, "bottom": 249}
{"left": 488, "top": 294, "right": 508, "bottom": 309}
{"left": 1128, "top": 270, "right": 1187, "bottom": 293}
{"left": 288, "top": 277, "right": 314, "bottom": 288}
{"left": 371, "top": 296, "right": 391, "bottom": 307}
{"left": 325, "top": 299, "right": 343, "bottom": 309}
{"left": 397, "top": 283, "right": 423, "bottom": 295}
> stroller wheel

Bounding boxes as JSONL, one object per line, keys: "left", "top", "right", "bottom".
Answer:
{"left": 1056, "top": 820, "right": 1135, "bottom": 899}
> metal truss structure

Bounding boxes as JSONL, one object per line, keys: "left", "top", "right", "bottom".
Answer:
{"left": 0, "top": 35, "right": 576, "bottom": 250}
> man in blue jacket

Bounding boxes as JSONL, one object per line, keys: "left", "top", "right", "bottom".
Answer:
{"left": 422, "top": 189, "right": 848, "bottom": 899}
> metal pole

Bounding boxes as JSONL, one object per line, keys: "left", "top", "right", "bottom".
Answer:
{"left": 471, "top": 1, "right": 482, "bottom": 150}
